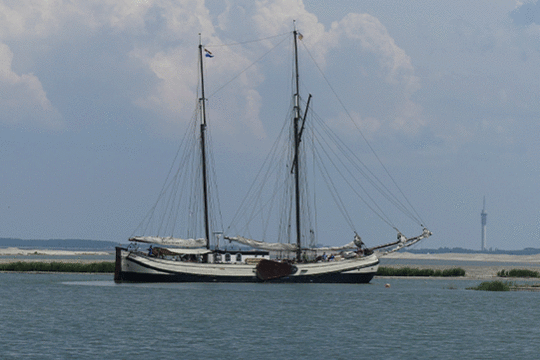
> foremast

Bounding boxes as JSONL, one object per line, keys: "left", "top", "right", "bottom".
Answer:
{"left": 198, "top": 36, "right": 211, "bottom": 250}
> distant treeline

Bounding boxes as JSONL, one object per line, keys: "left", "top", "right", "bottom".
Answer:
{"left": 408, "top": 247, "right": 540, "bottom": 255}
{"left": 0, "top": 238, "right": 122, "bottom": 251}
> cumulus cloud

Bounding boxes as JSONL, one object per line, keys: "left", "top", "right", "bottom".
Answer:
{"left": 131, "top": 44, "right": 267, "bottom": 139}
{"left": 325, "top": 13, "right": 423, "bottom": 134}
{"left": 131, "top": 47, "right": 198, "bottom": 116}
{"left": 332, "top": 13, "right": 419, "bottom": 91}
{"left": 0, "top": 43, "right": 62, "bottom": 129}
{"left": 0, "top": 0, "right": 424, "bottom": 139}
{"left": 227, "top": 1, "right": 424, "bottom": 137}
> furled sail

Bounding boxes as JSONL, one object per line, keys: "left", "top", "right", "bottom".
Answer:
{"left": 157, "top": 247, "right": 212, "bottom": 255}
{"left": 129, "top": 236, "right": 207, "bottom": 248}
{"left": 304, "top": 234, "right": 362, "bottom": 251}
{"left": 224, "top": 236, "right": 298, "bottom": 251}
{"left": 305, "top": 241, "right": 357, "bottom": 251}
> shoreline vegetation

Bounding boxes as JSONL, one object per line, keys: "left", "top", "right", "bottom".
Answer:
{"left": 376, "top": 267, "right": 466, "bottom": 277}
{"left": 467, "top": 280, "right": 540, "bottom": 292}
{"left": 0, "top": 261, "right": 115, "bottom": 273}
{"left": 468, "top": 281, "right": 512, "bottom": 291}
{"left": 497, "top": 269, "right": 539, "bottom": 278}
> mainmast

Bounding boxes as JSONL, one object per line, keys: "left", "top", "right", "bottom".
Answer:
{"left": 198, "top": 36, "right": 211, "bottom": 249}
{"left": 293, "top": 27, "right": 302, "bottom": 261}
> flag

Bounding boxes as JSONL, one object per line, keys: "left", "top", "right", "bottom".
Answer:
{"left": 204, "top": 48, "right": 214, "bottom": 58}
{"left": 298, "top": 33, "right": 303, "bottom": 40}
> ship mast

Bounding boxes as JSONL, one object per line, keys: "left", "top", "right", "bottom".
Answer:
{"left": 198, "top": 36, "right": 211, "bottom": 250}
{"left": 293, "top": 27, "right": 302, "bottom": 261}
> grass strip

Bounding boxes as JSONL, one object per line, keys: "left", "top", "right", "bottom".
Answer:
{"left": 497, "top": 269, "right": 539, "bottom": 278}
{"left": 467, "top": 280, "right": 511, "bottom": 291}
{"left": 0, "top": 261, "right": 115, "bottom": 273}
{"left": 376, "top": 266, "right": 466, "bottom": 277}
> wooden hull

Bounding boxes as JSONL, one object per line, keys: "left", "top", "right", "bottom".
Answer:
{"left": 114, "top": 247, "right": 379, "bottom": 284}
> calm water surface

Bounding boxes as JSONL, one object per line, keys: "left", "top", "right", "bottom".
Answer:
{"left": 1, "top": 273, "right": 538, "bottom": 359}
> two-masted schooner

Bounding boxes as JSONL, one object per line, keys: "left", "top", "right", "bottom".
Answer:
{"left": 114, "top": 28, "right": 431, "bottom": 283}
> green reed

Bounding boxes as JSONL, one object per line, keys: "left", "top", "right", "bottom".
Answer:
{"left": 376, "top": 267, "right": 466, "bottom": 277}
{"left": 497, "top": 269, "right": 539, "bottom": 278}
{"left": 0, "top": 261, "right": 115, "bottom": 273}
{"left": 467, "top": 280, "right": 511, "bottom": 291}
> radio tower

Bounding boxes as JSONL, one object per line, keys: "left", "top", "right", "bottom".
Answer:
{"left": 481, "top": 197, "right": 487, "bottom": 251}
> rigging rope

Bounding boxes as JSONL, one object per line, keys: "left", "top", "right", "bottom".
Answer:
{"left": 206, "top": 32, "right": 290, "bottom": 47}
{"left": 225, "top": 108, "right": 291, "bottom": 236}
{"left": 206, "top": 34, "right": 290, "bottom": 99}
{"left": 131, "top": 99, "right": 200, "bottom": 238}
{"left": 299, "top": 40, "right": 428, "bottom": 229}
{"left": 312, "top": 114, "right": 421, "bottom": 226}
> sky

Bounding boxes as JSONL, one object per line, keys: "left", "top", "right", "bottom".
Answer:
{"left": 1, "top": 0, "right": 540, "bottom": 250}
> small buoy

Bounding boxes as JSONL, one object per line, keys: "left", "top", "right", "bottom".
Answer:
{"left": 385, "top": 283, "right": 391, "bottom": 288}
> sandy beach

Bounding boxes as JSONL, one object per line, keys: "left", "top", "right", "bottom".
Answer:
{"left": 0, "top": 247, "right": 112, "bottom": 265}
{"left": 0, "top": 247, "right": 110, "bottom": 257}
{"left": 2, "top": 248, "right": 540, "bottom": 279}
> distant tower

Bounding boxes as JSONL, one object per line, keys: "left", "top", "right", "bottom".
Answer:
{"left": 481, "top": 197, "right": 487, "bottom": 251}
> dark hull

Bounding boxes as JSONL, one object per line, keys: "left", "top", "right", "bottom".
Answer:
{"left": 116, "top": 270, "right": 376, "bottom": 284}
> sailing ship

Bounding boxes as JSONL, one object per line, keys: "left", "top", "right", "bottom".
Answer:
{"left": 115, "top": 28, "right": 431, "bottom": 283}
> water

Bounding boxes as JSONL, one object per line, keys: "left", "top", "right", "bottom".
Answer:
{"left": 1, "top": 273, "right": 538, "bottom": 359}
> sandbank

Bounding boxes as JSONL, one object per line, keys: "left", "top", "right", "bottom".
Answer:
{"left": 381, "top": 252, "right": 540, "bottom": 279}
{"left": 384, "top": 252, "right": 540, "bottom": 263}
{"left": 0, "top": 247, "right": 110, "bottom": 256}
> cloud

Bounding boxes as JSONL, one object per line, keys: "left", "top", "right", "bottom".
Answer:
{"left": 0, "top": 0, "right": 424, "bottom": 139}
{"left": 511, "top": 1, "right": 540, "bottom": 25}
{"left": 240, "top": 2, "right": 424, "bottom": 136}
{"left": 0, "top": 0, "right": 154, "bottom": 38}
{"left": 130, "top": 32, "right": 267, "bottom": 140}
{"left": 331, "top": 13, "right": 420, "bottom": 93}
{"left": 327, "top": 13, "right": 423, "bottom": 134}
{"left": 263, "top": 11, "right": 423, "bottom": 137}
{"left": 131, "top": 47, "right": 198, "bottom": 116}
{"left": 0, "top": 0, "right": 218, "bottom": 133}
{"left": 0, "top": 43, "right": 62, "bottom": 129}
